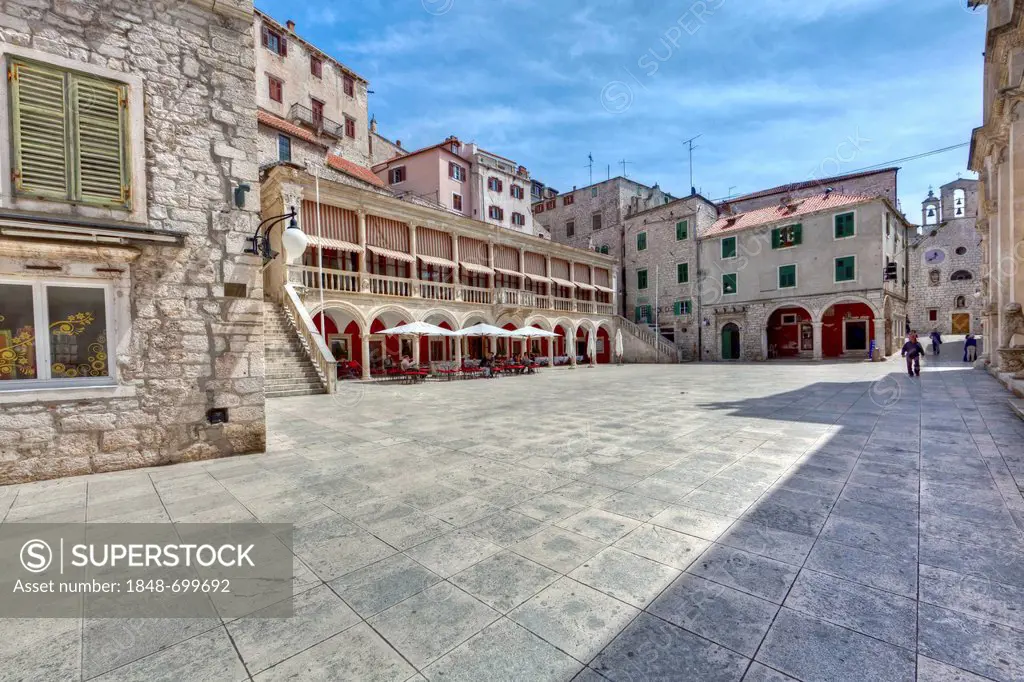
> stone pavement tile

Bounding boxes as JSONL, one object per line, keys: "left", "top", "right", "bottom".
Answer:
{"left": 583, "top": 467, "right": 643, "bottom": 491}
{"left": 393, "top": 483, "right": 463, "bottom": 511}
{"left": 922, "top": 480, "right": 1006, "bottom": 507}
{"left": 463, "top": 510, "right": 546, "bottom": 546}
{"left": 919, "top": 536, "right": 1024, "bottom": 589}
{"left": 680, "top": 489, "right": 757, "bottom": 517}
{"left": 763, "top": 487, "right": 837, "bottom": 517}
{"left": 648, "top": 572, "right": 778, "bottom": 656}
{"left": 756, "top": 608, "right": 915, "bottom": 682}
{"left": 81, "top": 617, "right": 220, "bottom": 679}
{"left": 227, "top": 585, "right": 360, "bottom": 674}
{"left": 740, "top": 501, "right": 828, "bottom": 537}
{"left": 606, "top": 458, "right": 667, "bottom": 477}
{"left": 569, "top": 547, "right": 680, "bottom": 608}
{"left": 690, "top": 543, "right": 800, "bottom": 604}
{"left": 626, "top": 477, "right": 692, "bottom": 503}
{"left": 837, "top": 483, "right": 920, "bottom": 512}
{"left": 4, "top": 496, "right": 87, "bottom": 522}
{"left": 594, "top": 490, "right": 670, "bottom": 522}
{"left": 254, "top": 622, "right": 416, "bottom": 681}
{"left": 294, "top": 516, "right": 396, "bottom": 581}
{"left": 818, "top": 515, "right": 919, "bottom": 561}
{"left": 405, "top": 529, "right": 502, "bottom": 578}
{"left": 508, "top": 578, "right": 639, "bottom": 663}
{"left": 717, "top": 519, "right": 816, "bottom": 566}
{"left": 556, "top": 508, "right": 641, "bottom": 544}
{"left": 163, "top": 494, "right": 256, "bottom": 524}
{"left": 918, "top": 602, "right": 1024, "bottom": 682}
{"left": 590, "top": 612, "right": 748, "bottom": 682}
{"left": 614, "top": 523, "right": 709, "bottom": 570}
{"left": 847, "top": 469, "right": 920, "bottom": 494}
{"left": 90, "top": 628, "right": 247, "bottom": 682}
{"left": 918, "top": 496, "right": 1017, "bottom": 529}
{"left": 829, "top": 498, "right": 919, "bottom": 529}
{"left": 367, "top": 582, "right": 499, "bottom": 668}
{"left": 240, "top": 490, "right": 337, "bottom": 527}
{"left": 919, "top": 564, "right": 1024, "bottom": 631}
{"left": 783, "top": 569, "right": 917, "bottom": 649}
{"left": 0, "top": 617, "right": 80, "bottom": 682}
{"left": 428, "top": 495, "right": 500, "bottom": 527}
{"left": 328, "top": 554, "right": 441, "bottom": 618}
{"left": 451, "top": 550, "right": 560, "bottom": 613}
{"left": 916, "top": 655, "right": 996, "bottom": 682}
{"left": 86, "top": 493, "right": 170, "bottom": 523}
{"left": 742, "top": 662, "right": 799, "bottom": 681}
{"left": 511, "top": 492, "right": 586, "bottom": 523}
{"left": 553, "top": 481, "right": 618, "bottom": 505}
{"left": 571, "top": 667, "right": 609, "bottom": 681}
{"left": 358, "top": 509, "right": 454, "bottom": 551}
{"left": 422, "top": 618, "right": 582, "bottom": 682}
{"left": 510, "top": 525, "right": 606, "bottom": 573}
{"left": 649, "top": 505, "right": 736, "bottom": 541}
{"left": 473, "top": 482, "right": 539, "bottom": 509}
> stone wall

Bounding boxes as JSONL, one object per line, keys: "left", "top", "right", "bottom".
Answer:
{"left": 0, "top": 0, "right": 263, "bottom": 484}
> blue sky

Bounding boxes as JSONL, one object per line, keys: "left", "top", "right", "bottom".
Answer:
{"left": 255, "top": 0, "right": 987, "bottom": 221}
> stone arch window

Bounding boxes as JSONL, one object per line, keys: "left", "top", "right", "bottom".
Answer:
{"left": 955, "top": 295, "right": 966, "bottom": 309}
{"left": 955, "top": 246, "right": 967, "bottom": 255}
{"left": 950, "top": 270, "right": 973, "bottom": 281}
{"left": 953, "top": 188, "right": 966, "bottom": 217}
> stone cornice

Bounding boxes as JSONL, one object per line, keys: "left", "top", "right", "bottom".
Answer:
{"left": 189, "top": 0, "right": 254, "bottom": 21}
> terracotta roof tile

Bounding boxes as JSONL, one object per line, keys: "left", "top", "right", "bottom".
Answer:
{"left": 722, "top": 167, "right": 898, "bottom": 205}
{"left": 326, "top": 154, "right": 386, "bottom": 188}
{"left": 257, "top": 110, "right": 325, "bottom": 147}
{"left": 706, "top": 192, "right": 874, "bottom": 236}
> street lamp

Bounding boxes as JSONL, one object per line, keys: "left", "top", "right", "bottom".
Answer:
{"left": 244, "top": 207, "right": 307, "bottom": 262}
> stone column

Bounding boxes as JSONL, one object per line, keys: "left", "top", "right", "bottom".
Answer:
{"left": 570, "top": 326, "right": 578, "bottom": 369}
{"left": 548, "top": 336, "right": 555, "bottom": 368}
{"left": 812, "top": 322, "right": 823, "bottom": 360}
{"left": 410, "top": 226, "right": 420, "bottom": 297}
{"left": 569, "top": 261, "right": 577, "bottom": 312}
{"left": 361, "top": 334, "right": 371, "bottom": 380}
{"left": 357, "top": 210, "right": 368, "bottom": 293}
{"left": 455, "top": 335, "right": 463, "bottom": 367}
{"left": 873, "top": 318, "right": 886, "bottom": 360}
{"left": 412, "top": 335, "right": 420, "bottom": 365}
{"left": 452, "top": 233, "right": 462, "bottom": 302}
{"left": 487, "top": 242, "right": 494, "bottom": 291}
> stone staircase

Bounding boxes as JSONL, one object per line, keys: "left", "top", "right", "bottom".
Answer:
{"left": 264, "top": 301, "right": 327, "bottom": 398}
{"left": 617, "top": 316, "right": 680, "bottom": 363}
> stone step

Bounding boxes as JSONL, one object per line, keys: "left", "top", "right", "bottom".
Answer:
{"left": 266, "top": 387, "right": 327, "bottom": 398}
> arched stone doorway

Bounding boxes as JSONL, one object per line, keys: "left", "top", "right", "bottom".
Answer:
{"left": 312, "top": 307, "right": 365, "bottom": 379}
{"left": 721, "top": 322, "right": 740, "bottom": 360}
{"left": 820, "top": 301, "right": 876, "bottom": 357}
{"left": 596, "top": 325, "right": 611, "bottom": 364}
{"left": 766, "top": 306, "right": 813, "bottom": 358}
{"left": 369, "top": 308, "right": 413, "bottom": 371}
{"left": 460, "top": 313, "right": 491, "bottom": 360}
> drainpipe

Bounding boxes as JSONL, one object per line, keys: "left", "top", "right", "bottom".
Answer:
{"left": 695, "top": 219, "right": 703, "bottom": 362}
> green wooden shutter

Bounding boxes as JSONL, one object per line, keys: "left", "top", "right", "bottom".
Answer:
{"left": 676, "top": 220, "right": 687, "bottom": 240}
{"left": 10, "top": 60, "right": 70, "bottom": 200}
{"left": 673, "top": 301, "right": 681, "bottom": 315}
{"left": 634, "top": 306, "right": 641, "bottom": 322}
{"left": 771, "top": 228, "right": 780, "bottom": 249}
{"left": 793, "top": 224, "right": 802, "bottom": 244}
{"left": 71, "top": 74, "right": 129, "bottom": 206}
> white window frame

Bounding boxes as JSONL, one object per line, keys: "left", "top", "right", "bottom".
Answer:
{"left": 834, "top": 254, "right": 857, "bottom": 283}
{"left": 721, "top": 236, "right": 738, "bottom": 260}
{"left": 833, "top": 209, "right": 857, "bottom": 240}
{"left": 722, "top": 272, "right": 738, "bottom": 296}
{"left": 778, "top": 263, "right": 798, "bottom": 289}
{"left": 774, "top": 224, "right": 800, "bottom": 250}
{"left": 0, "top": 45, "right": 147, "bottom": 223}
{"left": 636, "top": 230, "right": 647, "bottom": 252}
{"left": 780, "top": 313, "right": 798, "bottom": 325}
{"left": 842, "top": 318, "right": 870, "bottom": 352}
{"left": 0, "top": 277, "right": 117, "bottom": 390}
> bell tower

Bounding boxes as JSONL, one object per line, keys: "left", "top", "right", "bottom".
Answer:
{"left": 922, "top": 188, "right": 940, "bottom": 227}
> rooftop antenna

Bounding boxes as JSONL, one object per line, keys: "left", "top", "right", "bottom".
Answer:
{"left": 683, "top": 134, "right": 701, "bottom": 194}
{"left": 607, "top": 164, "right": 611, "bottom": 181}
{"left": 586, "top": 153, "right": 593, "bottom": 185}
{"left": 727, "top": 185, "right": 736, "bottom": 198}
{"left": 619, "top": 159, "right": 632, "bottom": 178}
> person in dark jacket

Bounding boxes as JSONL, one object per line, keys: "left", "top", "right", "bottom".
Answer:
{"left": 929, "top": 330, "right": 942, "bottom": 355}
{"left": 902, "top": 332, "right": 924, "bottom": 377}
{"left": 964, "top": 334, "right": 978, "bottom": 362}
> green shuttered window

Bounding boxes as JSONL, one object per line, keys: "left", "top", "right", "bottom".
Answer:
{"left": 637, "top": 269, "right": 648, "bottom": 290}
{"left": 779, "top": 264, "right": 797, "bottom": 288}
{"left": 677, "top": 262, "right": 688, "bottom": 283}
{"left": 834, "top": 212, "right": 855, "bottom": 238}
{"left": 722, "top": 273, "right": 737, "bottom": 295}
{"left": 673, "top": 299, "right": 691, "bottom": 315}
{"left": 10, "top": 59, "right": 130, "bottom": 208}
{"left": 835, "top": 256, "right": 856, "bottom": 282}
{"left": 637, "top": 232, "right": 647, "bottom": 251}
{"left": 771, "top": 224, "right": 802, "bottom": 249}
{"left": 676, "top": 220, "right": 688, "bottom": 240}
{"left": 721, "top": 236, "right": 736, "bottom": 259}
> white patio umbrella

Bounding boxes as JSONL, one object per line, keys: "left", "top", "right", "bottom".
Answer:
{"left": 454, "top": 323, "right": 515, "bottom": 337}
{"left": 378, "top": 321, "right": 456, "bottom": 337}
{"left": 587, "top": 332, "right": 597, "bottom": 367}
{"left": 614, "top": 329, "right": 624, "bottom": 363}
{"left": 511, "top": 326, "right": 561, "bottom": 338}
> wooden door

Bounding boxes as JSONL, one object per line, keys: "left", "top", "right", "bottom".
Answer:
{"left": 951, "top": 313, "right": 970, "bottom": 334}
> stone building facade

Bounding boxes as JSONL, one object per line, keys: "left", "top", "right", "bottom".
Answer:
{"left": 968, "top": 0, "right": 1024, "bottom": 378}
{"left": 369, "top": 118, "right": 406, "bottom": 166}
{"left": 254, "top": 9, "right": 370, "bottom": 167}
{"left": 697, "top": 192, "right": 911, "bottom": 361}
{"left": 621, "top": 195, "right": 719, "bottom": 359}
{"left": 0, "top": 0, "right": 263, "bottom": 483}
{"left": 906, "top": 179, "right": 983, "bottom": 335}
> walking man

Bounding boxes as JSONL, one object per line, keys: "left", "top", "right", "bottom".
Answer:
{"left": 930, "top": 329, "right": 942, "bottom": 355}
{"left": 964, "top": 333, "right": 978, "bottom": 362}
{"left": 902, "top": 332, "right": 924, "bottom": 377}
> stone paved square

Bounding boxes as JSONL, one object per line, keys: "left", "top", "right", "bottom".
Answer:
{"left": 4, "top": 358, "right": 1024, "bottom": 680}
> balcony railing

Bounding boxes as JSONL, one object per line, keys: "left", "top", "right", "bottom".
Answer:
{"left": 288, "top": 103, "right": 343, "bottom": 138}
{"left": 290, "top": 266, "right": 613, "bottom": 315}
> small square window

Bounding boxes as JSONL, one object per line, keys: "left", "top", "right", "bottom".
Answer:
{"left": 452, "top": 193, "right": 463, "bottom": 211}
{"left": 344, "top": 116, "right": 356, "bottom": 138}
{"left": 676, "top": 220, "right": 688, "bottom": 240}
{"left": 721, "top": 236, "right": 737, "bottom": 259}
{"left": 343, "top": 74, "right": 355, "bottom": 97}
{"left": 592, "top": 213, "right": 602, "bottom": 231}
{"left": 637, "top": 232, "right": 647, "bottom": 251}
{"left": 566, "top": 220, "right": 575, "bottom": 237}
{"left": 310, "top": 56, "right": 323, "bottom": 78}
{"left": 772, "top": 224, "right": 802, "bottom": 249}
{"left": 278, "top": 134, "right": 291, "bottom": 162}
{"left": 677, "top": 263, "right": 689, "bottom": 284}
{"left": 779, "top": 264, "right": 797, "bottom": 288}
{"left": 834, "top": 212, "right": 855, "bottom": 239}
{"left": 563, "top": 194, "right": 574, "bottom": 205}
{"left": 928, "top": 309, "right": 938, "bottom": 321}
{"left": 835, "top": 256, "right": 856, "bottom": 282}
{"left": 388, "top": 166, "right": 406, "bottom": 184}
{"left": 637, "top": 269, "right": 648, "bottom": 290}
{"left": 268, "top": 75, "right": 283, "bottom": 103}
{"left": 722, "top": 273, "right": 737, "bottom": 295}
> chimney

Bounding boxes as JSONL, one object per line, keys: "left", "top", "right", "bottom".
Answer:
{"left": 395, "top": 140, "right": 401, "bottom": 148}
{"left": 286, "top": 20, "right": 295, "bottom": 31}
